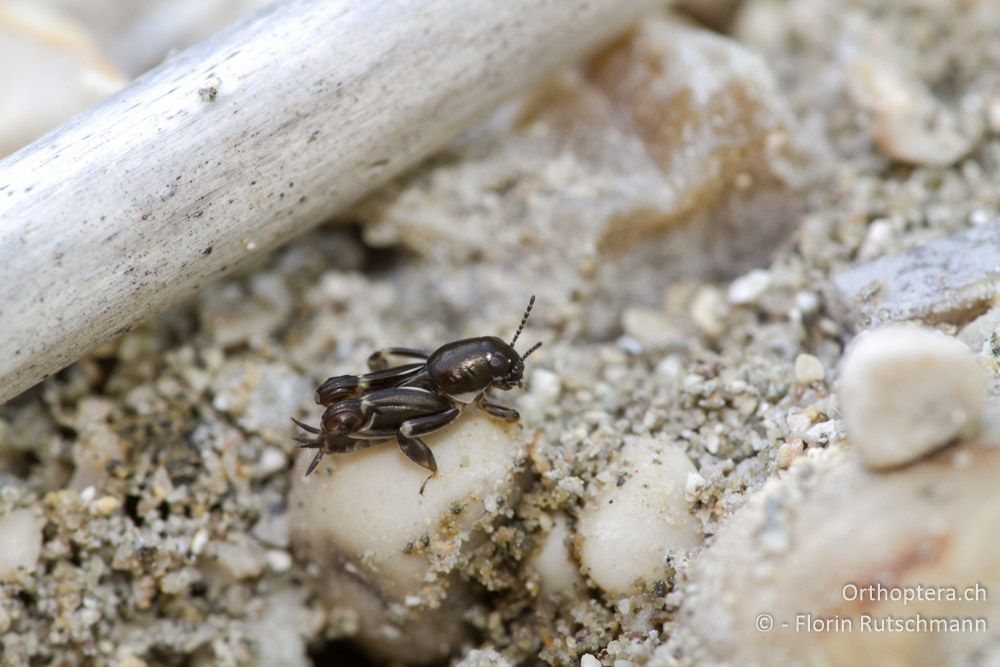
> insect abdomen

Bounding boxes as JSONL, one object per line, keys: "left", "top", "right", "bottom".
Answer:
{"left": 315, "top": 375, "right": 358, "bottom": 404}
{"left": 316, "top": 363, "right": 427, "bottom": 405}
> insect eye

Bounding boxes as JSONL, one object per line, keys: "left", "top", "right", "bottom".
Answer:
{"left": 489, "top": 353, "right": 508, "bottom": 371}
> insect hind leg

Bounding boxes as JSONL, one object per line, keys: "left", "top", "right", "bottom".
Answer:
{"left": 395, "top": 408, "right": 460, "bottom": 494}
{"left": 368, "top": 347, "right": 430, "bottom": 371}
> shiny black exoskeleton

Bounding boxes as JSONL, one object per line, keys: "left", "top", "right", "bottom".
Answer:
{"left": 293, "top": 296, "right": 542, "bottom": 492}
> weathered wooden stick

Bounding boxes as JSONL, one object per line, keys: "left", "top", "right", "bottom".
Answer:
{"left": 0, "top": 0, "right": 663, "bottom": 404}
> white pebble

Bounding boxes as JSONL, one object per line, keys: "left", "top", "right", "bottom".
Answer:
{"left": 483, "top": 494, "right": 499, "bottom": 514}
{"left": 622, "top": 307, "right": 684, "bottom": 348}
{"left": 794, "top": 353, "right": 825, "bottom": 384}
{"left": 557, "top": 476, "right": 585, "bottom": 496}
{"left": 526, "top": 512, "right": 582, "bottom": 597}
{"left": 616, "top": 336, "right": 644, "bottom": 355}
{"left": 581, "top": 655, "right": 602, "bottom": 667}
{"left": 786, "top": 413, "right": 811, "bottom": 433}
{"left": 690, "top": 286, "right": 726, "bottom": 338}
{"left": 529, "top": 368, "right": 561, "bottom": 407}
{"left": 210, "top": 540, "right": 265, "bottom": 580}
{"left": 78, "top": 608, "right": 101, "bottom": 627}
{"left": 577, "top": 438, "right": 702, "bottom": 596}
{"left": 518, "top": 368, "right": 562, "bottom": 422}
{"left": 288, "top": 411, "right": 519, "bottom": 662}
{"left": 804, "top": 420, "right": 838, "bottom": 446}
{"left": 776, "top": 440, "right": 803, "bottom": 468}
{"left": 794, "top": 291, "right": 820, "bottom": 316}
{"left": 655, "top": 356, "right": 683, "bottom": 381}
{"left": 0, "top": 509, "right": 43, "bottom": 582}
{"left": 190, "top": 529, "right": 209, "bottom": 556}
{"left": 92, "top": 496, "right": 122, "bottom": 516}
{"left": 684, "top": 471, "right": 706, "bottom": 501}
{"left": 256, "top": 447, "right": 287, "bottom": 477}
{"left": 265, "top": 550, "right": 292, "bottom": 572}
{"left": 252, "top": 512, "right": 289, "bottom": 548}
{"left": 839, "top": 326, "right": 987, "bottom": 469}
{"left": 857, "top": 219, "right": 894, "bottom": 260}
{"left": 250, "top": 588, "right": 319, "bottom": 667}
{"left": 727, "top": 269, "right": 772, "bottom": 305}
{"left": 848, "top": 56, "right": 975, "bottom": 167}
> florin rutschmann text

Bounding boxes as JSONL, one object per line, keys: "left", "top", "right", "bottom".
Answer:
{"left": 794, "top": 613, "right": 986, "bottom": 633}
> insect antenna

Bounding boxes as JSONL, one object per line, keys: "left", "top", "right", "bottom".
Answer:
{"left": 522, "top": 341, "right": 543, "bottom": 360}
{"left": 510, "top": 295, "right": 536, "bottom": 348}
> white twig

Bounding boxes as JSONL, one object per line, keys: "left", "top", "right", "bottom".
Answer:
{"left": 0, "top": 0, "right": 662, "bottom": 404}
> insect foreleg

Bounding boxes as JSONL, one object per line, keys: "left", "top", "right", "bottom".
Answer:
{"left": 476, "top": 394, "right": 520, "bottom": 421}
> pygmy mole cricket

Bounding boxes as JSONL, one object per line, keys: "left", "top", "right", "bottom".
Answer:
{"left": 293, "top": 296, "right": 542, "bottom": 493}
